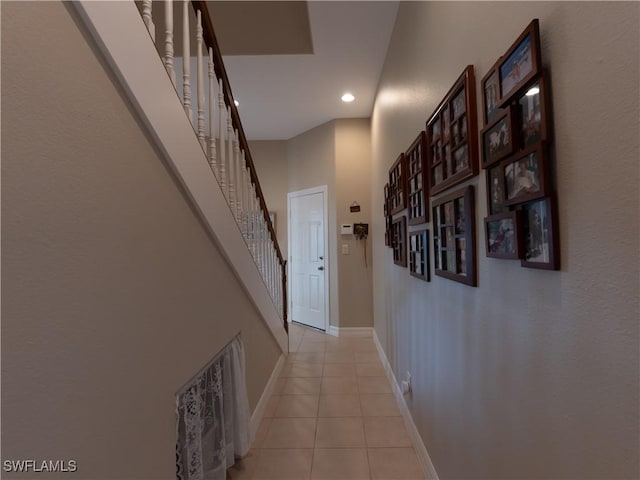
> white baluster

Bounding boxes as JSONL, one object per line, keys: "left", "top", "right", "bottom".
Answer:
{"left": 233, "top": 132, "right": 242, "bottom": 222}
{"left": 196, "top": 10, "right": 205, "bottom": 149}
{"left": 182, "top": 0, "right": 193, "bottom": 124}
{"left": 164, "top": 0, "right": 176, "bottom": 86}
{"left": 227, "top": 109, "right": 236, "bottom": 211}
{"left": 207, "top": 48, "right": 216, "bottom": 174}
{"left": 237, "top": 150, "right": 246, "bottom": 234}
{"left": 142, "top": 0, "right": 155, "bottom": 41}
{"left": 218, "top": 80, "right": 227, "bottom": 196}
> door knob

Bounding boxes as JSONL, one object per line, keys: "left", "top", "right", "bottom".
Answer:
{"left": 318, "top": 266, "right": 324, "bottom": 271}
{"left": 319, "top": 256, "right": 324, "bottom": 260}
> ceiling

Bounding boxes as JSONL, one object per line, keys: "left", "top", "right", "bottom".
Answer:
{"left": 209, "top": 1, "right": 399, "bottom": 140}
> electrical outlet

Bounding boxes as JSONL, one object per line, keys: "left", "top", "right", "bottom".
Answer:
{"left": 342, "top": 244, "right": 349, "bottom": 254}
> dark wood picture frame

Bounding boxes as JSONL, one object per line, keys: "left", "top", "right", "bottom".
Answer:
{"left": 426, "top": 66, "right": 479, "bottom": 196}
{"left": 406, "top": 132, "right": 429, "bottom": 225}
{"left": 498, "top": 19, "right": 542, "bottom": 105}
{"left": 432, "top": 185, "right": 476, "bottom": 286}
{"left": 389, "top": 153, "right": 407, "bottom": 215}
{"left": 481, "top": 105, "right": 518, "bottom": 169}
{"left": 503, "top": 142, "right": 549, "bottom": 207}
{"left": 409, "top": 229, "right": 430, "bottom": 281}
{"left": 487, "top": 164, "right": 506, "bottom": 215}
{"left": 485, "top": 211, "right": 522, "bottom": 259}
{"left": 481, "top": 56, "right": 503, "bottom": 125}
{"left": 518, "top": 70, "right": 552, "bottom": 150}
{"left": 383, "top": 183, "right": 391, "bottom": 247}
{"left": 391, "top": 216, "right": 407, "bottom": 267}
{"left": 519, "top": 196, "right": 559, "bottom": 270}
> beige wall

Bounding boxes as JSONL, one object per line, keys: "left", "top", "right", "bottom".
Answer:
{"left": 1, "top": 2, "right": 281, "bottom": 478}
{"left": 371, "top": 2, "right": 639, "bottom": 479}
{"left": 249, "top": 140, "right": 289, "bottom": 257}
{"left": 335, "top": 119, "right": 373, "bottom": 328}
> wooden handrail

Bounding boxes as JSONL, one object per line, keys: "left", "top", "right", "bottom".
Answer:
{"left": 192, "top": 1, "right": 284, "bottom": 268}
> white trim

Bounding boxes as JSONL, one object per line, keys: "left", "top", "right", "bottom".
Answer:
{"left": 249, "top": 353, "right": 285, "bottom": 439}
{"left": 287, "top": 185, "right": 329, "bottom": 332}
{"left": 73, "top": 2, "right": 287, "bottom": 353}
{"left": 373, "top": 330, "right": 439, "bottom": 480}
{"left": 328, "top": 326, "right": 373, "bottom": 337}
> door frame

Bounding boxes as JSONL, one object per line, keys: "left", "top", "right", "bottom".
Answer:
{"left": 287, "top": 185, "right": 329, "bottom": 332}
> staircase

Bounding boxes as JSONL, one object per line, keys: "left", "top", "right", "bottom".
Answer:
{"left": 74, "top": 1, "right": 288, "bottom": 352}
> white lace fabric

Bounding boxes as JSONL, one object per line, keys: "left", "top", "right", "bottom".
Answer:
{"left": 176, "top": 335, "right": 252, "bottom": 480}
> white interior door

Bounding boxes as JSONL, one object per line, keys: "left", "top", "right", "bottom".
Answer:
{"left": 288, "top": 187, "right": 327, "bottom": 331}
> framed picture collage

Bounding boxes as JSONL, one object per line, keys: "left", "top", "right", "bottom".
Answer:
{"left": 384, "top": 17, "right": 559, "bottom": 288}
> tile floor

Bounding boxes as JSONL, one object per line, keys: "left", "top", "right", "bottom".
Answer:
{"left": 228, "top": 323, "right": 425, "bottom": 480}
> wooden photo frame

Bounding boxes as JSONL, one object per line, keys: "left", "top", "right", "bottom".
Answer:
{"left": 432, "top": 185, "right": 476, "bottom": 286}
{"left": 481, "top": 57, "right": 503, "bottom": 125}
{"left": 519, "top": 196, "right": 559, "bottom": 270}
{"left": 406, "top": 132, "right": 429, "bottom": 225}
{"left": 389, "top": 153, "right": 407, "bottom": 215}
{"left": 498, "top": 19, "right": 542, "bottom": 105}
{"left": 409, "top": 229, "right": 430, "bottom": 281}
{"left": 383, "top": 183, "right": 391, "bottom": 247}
{"left": 518, "top": 70, "right": 552, "bottom": 149}
{"left": 481, "top": 105, "right": 518, "bottom": 169}
{"left": 503, "top": 142, "right": 549, "bottom": 206}
{"left": 426, "top": 66, "right": 479, "bottom": 196}
{"left": 485, "top": 211, "right": 522, "bottom": 259}
{"left": 392, "top": 216, "right": 407, "bottom": 267}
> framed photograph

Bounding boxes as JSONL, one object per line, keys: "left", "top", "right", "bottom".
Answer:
{"left": 498, "top": 19, "right": 542, "bottom": 105}
{"left": 432, "top": 185, "right": 476, "bottom": 286}
{"left": 389, "top": 153, "right": 407, "bottom": 214}
{"left": 519, "top": 196, "right": 559, "bottom": 270}
{"left": 481, "top": 106, "right": 517, "bottom": 169}
{"left": 383, "top": 183, "right": 392, "bottom": 247}
{"left": 426, "top": 65, "right": 479, "bottom": 196}
{"left": 481, "top": 57, "right": 502, "bottom": 125}
{"left": 392, "top": 216, "right": 407, "bottom": 267}
{"left": 409, "top": 229, "right": 430, "bottom": 281}
{"left": 487, "top": 165, "right": 506, "bottom": 215}
{"left": 484, "top": 211, "right": 522, "bottom": 259}
{"left": 406, "top": 132, "right": 429, "bottom": 225}
{"left": 503, "top": 142, "right": 549, "bottom": 206}
{"left": 518, "top": 71, "right": 552, "bottom": 149}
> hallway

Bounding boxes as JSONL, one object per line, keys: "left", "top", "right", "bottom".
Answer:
{"left": 228, "top": 323, "right": 425, "bottom": 479}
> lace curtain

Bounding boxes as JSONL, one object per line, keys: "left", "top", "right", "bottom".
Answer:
{"left": 176, "top": 335, "right": 252, "bottom": 480}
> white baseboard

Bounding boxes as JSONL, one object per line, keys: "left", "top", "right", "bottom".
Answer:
{"left": 328, "top": 326, "right": 373, "bottom": 337}
{"left": 372, "top": 331, "right": 439, "bottom": 480}
{"left": 249, "top": 353, "right": 285, "bottom": 440}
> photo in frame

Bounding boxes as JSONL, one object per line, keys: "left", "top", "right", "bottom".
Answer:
{"left": 406, "top": 132, "right": 429, "bottom": 225}
{"left": 481, "top": 105, "right": 517, "bottom": 168}
{"left": 498, "top": 19, "right": 542, "bottom": 105}
{"left": 487, "top": 165, "right": 506, "bottom": 215}
{"left": 409, "top": 229, "right": 430, "bottom": 281}
{"left": 518, "top": 71, "right": 552, "bottom": 149}
{"left": 481, "top": 59, "right": 502, "bottom": 125}
{"left": 392, "top": 216, "right": 407, "bottom": 267}
{"left": 389, "top": 153, "right": 407, "bottom": 214}
{"left": 503, "top": 142, "right": 549, "bottom": 206}
{"left": 484, "top": 211, "right": 522, "bottom": 259}
{"left": 519, "top": 196, "right": 559, "bottom": 270}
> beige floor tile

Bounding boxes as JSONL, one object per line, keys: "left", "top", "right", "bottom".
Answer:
{"left": 281, "top": 363, "right": 324, "bottom": 378}
{"left": 321, "top": 377, "right": 358, "bottom": 395}
{"left": 253, "top": 418, "right": 272, "bottom": 448}
{"left": 262, "top": 418, "right": 317, "bottom": 449}
{"left": 322, "top": 363, "right": 357, "bottom": 377}
{"left": 281, "top": 377, "right": 322, "bottom": 395}
{"left": 274, "top": 395, "right": 320, "bottom": 418}
{"left": 317, "top": 394, "right": 362, "bottom": 417}
{"left": 368, "top": 447, "right": 425, "bottom": 479}
{"left": 263, "top": 394, "right": 280, "bottom": 418}
{"left": 356, "top": 363, "right": 387, "bottom": 377}
{"left": 357, "top": 376, "right": 392, "bottom": 394}
{"left": 315, "top": 417, "right": 366, "bottom": 448}
{"left": 227, "top": 450, "right": 258, "bottom": 479}
{"left": 288, "top": 352, "right": 325, "bottom": 364}
{"left": 298, "top": 341, "right": 327, "bottom": 353}
{"left": 363, "top": 417, "right": 412, "bottom": 447}
{"left": 252, "top": 448, "right": 313, "bottom": 479}
{"left": 304, "top": 330, "right": 328, "bottom": 342}
{"left": 359, "top": 394, "right": 401, "bottom": 417}
{"left": 355, "top": 351, "right": 382, "bottom": 364}
{"left": 311, "top": 448, "right": 370, "bottom": 480}
{"left": 324, "top": 343, "right": 354, "bottom": 353}
{"left": 272, "top": 377, "right": 287, "bottom": 394}
{"left": 353, "top": 341, "right": 378, "bottom": 353}
{"left": 323, "top": 352, "right": 356, "bottom": 364}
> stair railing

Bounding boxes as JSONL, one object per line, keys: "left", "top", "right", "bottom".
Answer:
{"left": 138, "top": 0, "right": 287, "bottom": 332}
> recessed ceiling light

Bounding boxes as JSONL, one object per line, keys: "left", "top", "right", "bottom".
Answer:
{"left": 341, "top": 93, "right": 355, "bottom": 103}
{"left": 234, "top": 100, "right": 239, "bottom": 107}
{"left": 525, "top": 87, "right": 540, "bottom": 97}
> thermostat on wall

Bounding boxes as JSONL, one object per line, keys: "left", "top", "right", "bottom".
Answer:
{"left": 341, "top": 224, "right": 353, "bottom": 235}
